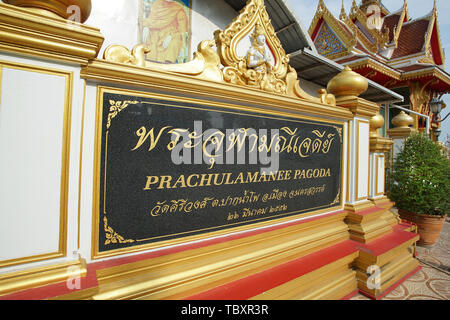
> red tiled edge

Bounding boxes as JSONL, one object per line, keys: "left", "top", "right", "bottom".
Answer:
{"left": 341, "top": 289, "right": 359, "bottom": 300}
{"left": 184, "top": 240, "right": 358, "bottom": 300}
{"left": 362, "top": 228, "right": 419, "bottom": 257}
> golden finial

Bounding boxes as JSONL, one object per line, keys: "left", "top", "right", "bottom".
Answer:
{"left": 370, "top": 113, "right": 385, "bottom": 138}
{"left": 327, "top": 66, "right": 368, "bottom": 98}
{"left": 339, "top": 0, "right": 346, "bottom": 20}
{"left": 391, "top": 111, "right": 414, "bottom": 128}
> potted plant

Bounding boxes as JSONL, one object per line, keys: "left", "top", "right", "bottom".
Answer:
{"left": 389, "top": 133, "right": 449, "bottom": 245}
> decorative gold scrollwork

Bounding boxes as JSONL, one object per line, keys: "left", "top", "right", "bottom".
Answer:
{"left": 102, "top": 0, "right": 336, "bottom": 106}
{"left": 103, "top": 216, "right": 134, "bottom": 245}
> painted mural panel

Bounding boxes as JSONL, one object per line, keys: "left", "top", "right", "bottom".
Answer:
{"left": 139, "top": 0, "right": 191, "bottom": 64}
{"left": 314, "top": 23, "right": 346, "bottom": 58}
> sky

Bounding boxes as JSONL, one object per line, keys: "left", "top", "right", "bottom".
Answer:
{"left": 286, "top": 0, "right": 450, "bottom": 143}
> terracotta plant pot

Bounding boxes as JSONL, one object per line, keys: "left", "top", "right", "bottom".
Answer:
{"left": 397, "top": 210, "right": 446, "bottom": 246}
{"left": 415, "top": 214, "right": 447, "bottom": 246}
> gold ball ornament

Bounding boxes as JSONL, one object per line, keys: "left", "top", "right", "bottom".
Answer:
{"left": 3, "top": 0, "right": 92, "bottom": 23}
{"left": 391, "top": 111, "right": 414, "bottom": 128}
{"left": 327, "top": 66, "right": 368, "bottom": 98}
{"left": 370, "top": 113, "right": 385, "bottom": 138}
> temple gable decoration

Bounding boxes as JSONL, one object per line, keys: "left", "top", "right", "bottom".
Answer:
{"left": 213, "top": 0, "right": 291, "bottom": 94}
{"left": 309, "top": 0, "right": 450, "bottom": 137}
{"left": 103, "top": 0, "right": 336, "bottom": 106}
{"left": 314, "top": 22, "right": 347, "bottom": 58}
{"left": 309, "top": 0, "right": 356, "bottom": 60}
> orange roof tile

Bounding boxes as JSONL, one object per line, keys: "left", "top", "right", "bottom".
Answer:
{"left": 382, "top": 13, "right": 401, "bottom": 43}
{"left": 391, "top": 18, "right": 431, "bottom": 59}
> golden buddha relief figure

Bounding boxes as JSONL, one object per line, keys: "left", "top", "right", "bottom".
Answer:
{"left": 139, "top": 0, "right": 191, "bottom": 64}
{"left": 244, "top": 23, "right": 279, "bottom": 93}
{"left": 246, "top": 23, "right": 274, "bottom": 74}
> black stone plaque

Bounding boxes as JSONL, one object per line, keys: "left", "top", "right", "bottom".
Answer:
{"left": 95, "top": 89, "right": 344, "bottom": 255}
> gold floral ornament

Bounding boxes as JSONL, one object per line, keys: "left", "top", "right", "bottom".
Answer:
{"left": 106, "top": 100, "right": 139, "bottom": 129}
{"left": 104, "top": 40, "right": 223, "bottom": 82}
{"left": 103, "top": 217, "right": 134, "bottom": 245}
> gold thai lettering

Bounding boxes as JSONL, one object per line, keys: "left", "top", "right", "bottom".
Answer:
{"left": 131, "top": 125, "right": 337, "bottom": 166}
{"left": 226, "top": 129, "right": 250, "bottom": 153}
{"left": 132, "top": 126, "right": 172, "bottom": 151}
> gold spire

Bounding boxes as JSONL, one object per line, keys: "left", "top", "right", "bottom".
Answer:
{"left": 339, "top": 0, "right": 346, "bottom": 20}
{"left": 360, "top": 0, "right": 381, "bottom": 15}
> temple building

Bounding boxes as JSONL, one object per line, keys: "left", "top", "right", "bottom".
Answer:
{"left": 0, "top": 0, "right": 423, "bottom": 302}
{"left": 309, "top": 0, "right": 450, "bottom": 140}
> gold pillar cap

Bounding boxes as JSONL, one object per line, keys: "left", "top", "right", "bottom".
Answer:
{"left": 391, "top": 111, "right": 414, "bottom": 128}
{"left": 370, "top": 112, "right": 385, "bottom": 138}
{"left": 3, "top": 0, "right": 92, "bottom": 23}
{"left": 327, "top": 66, "right": 368, "bottom": 98}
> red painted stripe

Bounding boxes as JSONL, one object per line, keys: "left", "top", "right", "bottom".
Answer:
{"left": 341, "top": 289, "right": 359, "bottom": 300}
{"left": 362, "top": 228, "right": 418, "bottom": 256}
{"left": 311, "top": 18, "right": 323, "bottom": 40}
{"left": 87, "top": 210, "right": 345, "bottom": 271}
{"left": 184, "top": 240, "right": 358, "bottom": 300}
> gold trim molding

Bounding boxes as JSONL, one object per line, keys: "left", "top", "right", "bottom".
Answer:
{"left": 335, "top": 96, "right": 379, "bottom": 118}
{"left": 0, "top": 2, "right": 104, "bottom": 64}
{"left": 92, "top": 212, "right": 349, "bottom": 300}
{"left": 0, "top": 257, "right": 86, "bottom": 297}
{"left": 3, "top": 0, "right": 92, "bottom": 23}
{"left": 370, "top": 136, "right": 393, "bottom": 153}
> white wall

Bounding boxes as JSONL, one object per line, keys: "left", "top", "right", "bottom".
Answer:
{"left": 0, "top": 67, "right": 65, "bottom": 261}
{"left": 0, "top": 53, "right": 85, "bottom": 274}
{"left": 85, "top": 0, "right": 140, "bottom": 58}
{"left": 191, "top": 0, "right": 237, "bottom": 58}
{"left": 299, "top": 77, "right": 323, "bottom": 97}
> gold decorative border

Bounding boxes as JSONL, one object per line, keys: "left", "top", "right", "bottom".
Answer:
{"left": 347, "top": 58, "right": 401, "bottom": 81}
{"left": 91, "top": 211, "right": 350, "bottom": 300}
{"left": 77, "top": 80, "right": 87, "bottom": 250}
{"left": 0, "top": 60, "right": 73, "bottom": 268}
{"left": 91, "top": 86, "right": 346, "bottom": 260}
{"left": 0, "top": 256, "right": 86, "bottom": 297}
{"left": 0, "top": 3, "right": 104, "bottom": 65}
{"left": 355, "top": 119, "right": 370, "bottom": 202}
{"left": 346, "top": 121, "right": 351, "bottom": 203}
{"left": 375, "top": 154, "right": 385, "bottom": 196}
